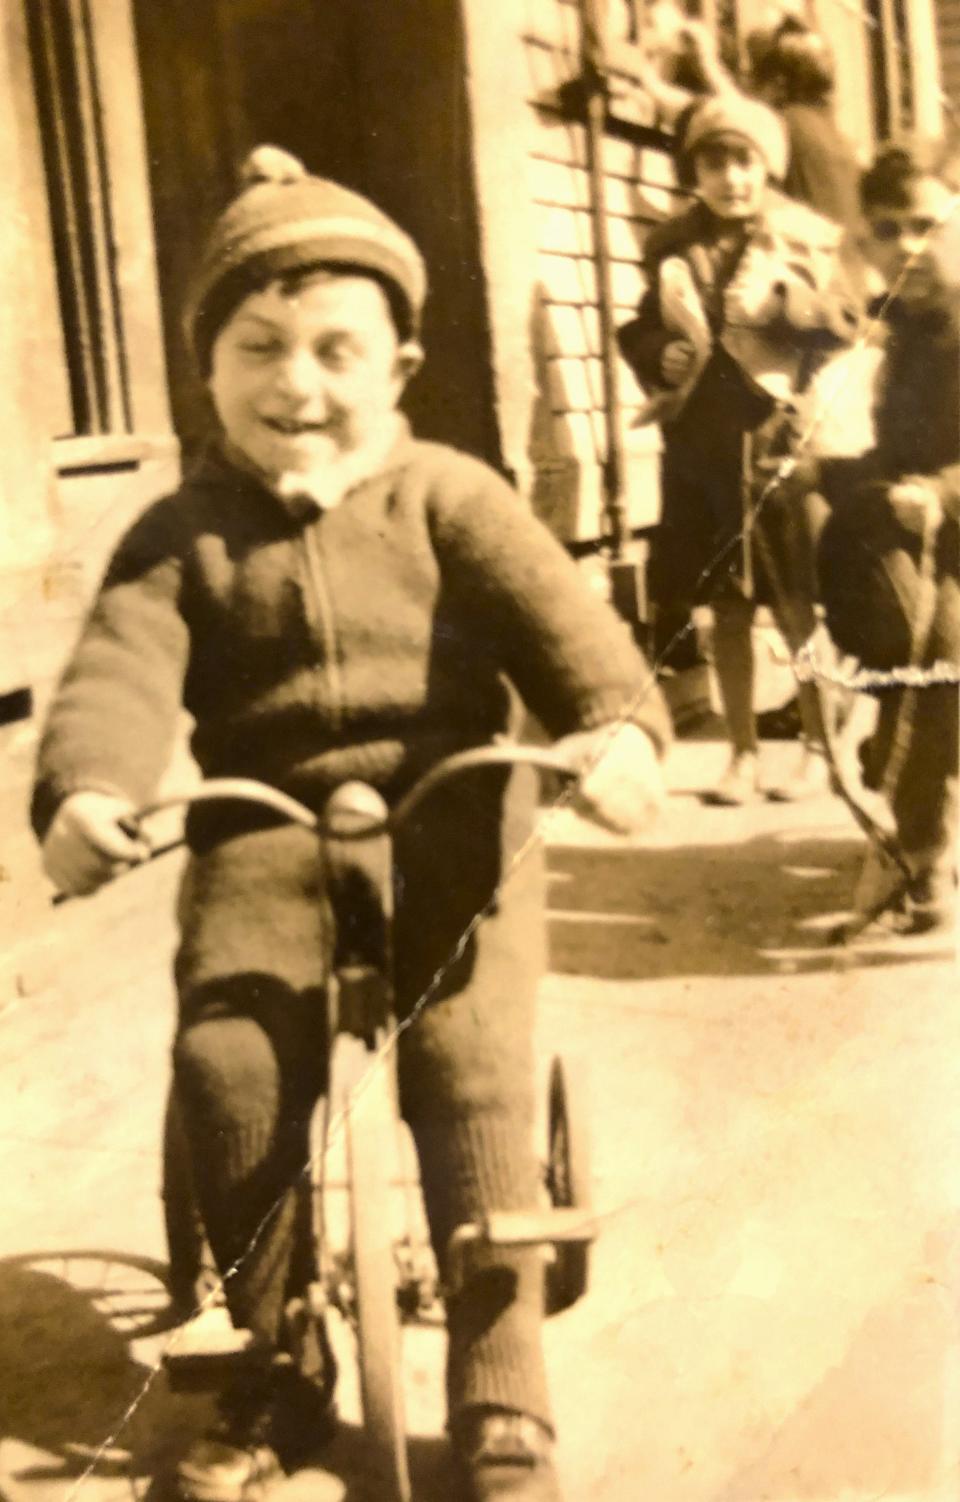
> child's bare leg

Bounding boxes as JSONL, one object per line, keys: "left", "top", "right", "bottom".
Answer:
{"left": 889, "top": 682, "right": 959, "bottom": 930}
{"left": 712, "top": 590, "right": 758, "bottom": 754}
{"left": 766, "top": 597, "right": 834, "bottom": 801}
{"left": 760, "top": 487, "right": 834, "bottom": 800}
{"left": 707, "top": 589, "right": 760, "bottom": 803}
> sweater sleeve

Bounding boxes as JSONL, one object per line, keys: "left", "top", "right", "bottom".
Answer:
{"left": 816, "top": 452, "right": 888, "bottom": 517}
{"left": 427, "top": 461, "right": 672, "bottom": 753}
{"left": 31, "top": 497, "right": 191, "bottom": 839}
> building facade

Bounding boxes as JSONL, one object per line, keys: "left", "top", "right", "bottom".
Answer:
{"left": 0, "top": 0, "right": 948, "bottom": 710}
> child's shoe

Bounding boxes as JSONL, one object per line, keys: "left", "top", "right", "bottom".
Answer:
{"left": 704, "top": 751, "right": 760, "bottom": 807}
{"left": 453, "top": 1408, "right": 562, "bottom": 1501}
{"left": 766, "top": 743, "right": 831, "bottom": 803}
{"left": 176, "top": 1381, "right": 281, "bottom": 1502}
{"left": 176, "top": 1364, "right": 335, "bottom": 1502}
{"left": 906, "top": 866, "right": 958, "bottom": 936}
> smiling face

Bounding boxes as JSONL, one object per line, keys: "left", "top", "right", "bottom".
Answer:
{"left": 208, "top": 271, "right": 421, "bottom": 481}
{"left": 693, "top": 137, "right": 768, "bottom": 220}
{"left": 863, "top": 175, "right": 957, "bottom": 305}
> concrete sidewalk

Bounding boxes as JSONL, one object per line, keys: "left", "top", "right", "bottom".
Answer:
{"left": 1, "top": 738, "right": 957, "bottom": 1502}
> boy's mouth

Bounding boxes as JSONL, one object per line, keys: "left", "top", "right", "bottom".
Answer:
{"left": 704, "top": 192, "right": 753, "bottom": 215}
{"left": 261, "top": 416, "right": 329, "bottom": 436}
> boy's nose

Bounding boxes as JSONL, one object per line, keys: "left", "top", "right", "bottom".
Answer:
{"left": 901, "top": 231, "right": 930, "bottom": 257}
{"left": 274, "top": 349, "right": 326, "bottom": 403}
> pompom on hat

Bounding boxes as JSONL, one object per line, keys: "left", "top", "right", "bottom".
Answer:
{"left": 680, "top": 94, "right": 789, "bottom": 182}
{"left": 186, "top": 146, "right": 428, "bottom": 372}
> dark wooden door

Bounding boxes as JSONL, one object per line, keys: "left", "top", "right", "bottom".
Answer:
{"left": 132, "top": 0, "right": 500, "bottom": 465}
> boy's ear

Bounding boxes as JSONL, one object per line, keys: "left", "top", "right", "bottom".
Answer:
{"left": 394, "top": 340, "right": 424, "bottom": 384}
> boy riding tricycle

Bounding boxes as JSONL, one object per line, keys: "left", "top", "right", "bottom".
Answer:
{"left": 33, "top": 148, "right": 670, "bottom": 1502}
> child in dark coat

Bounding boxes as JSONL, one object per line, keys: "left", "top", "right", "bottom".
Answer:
{"left": 619, "top": 92, "right": 859, "bottom": 804}
{"left": 813, "top": 143, "right": 959, "bottom": 933}
{"left": 33, "top": 149, "right": 671, "bottom": 1502}
{"left": 748, "top": 17, "right": 862, "bottom": 244}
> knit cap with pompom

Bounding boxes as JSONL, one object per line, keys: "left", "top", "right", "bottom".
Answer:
{"left": 186, "top": 146, "right": 428, "bottom": 372}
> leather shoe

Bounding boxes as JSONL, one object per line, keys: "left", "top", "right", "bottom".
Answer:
{"left": 907, "top": 867, "right": 957, "bottom": 935}
{"left": 453, "top": 1408, "right": 562, "bottom": 1501}
{"left": 703, "top": 752, "right": 760, "bottom": 807}
{"left": 766, "top": 744, "right": 831, "bottom": 803}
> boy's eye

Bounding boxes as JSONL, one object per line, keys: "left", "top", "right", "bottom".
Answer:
{"left": 317, "top": 339, "right": 358, "bottom": 369}
{"left": 870, "top": 217, "right": 939, "bottom": 242}
{"left": 238, "top": 341, "right": 282, "bottom": 357}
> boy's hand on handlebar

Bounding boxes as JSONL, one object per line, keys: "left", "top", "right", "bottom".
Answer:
{"left": 888, "top": 479, "right": 944, "bottom": 535}
{"left": 42, "top": 791, "right": 150, "bottom": 897}
{"left": 555, "top": 723, "right": 665, "bottom": 835}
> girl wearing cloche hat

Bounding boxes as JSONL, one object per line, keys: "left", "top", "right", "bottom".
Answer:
{"left": 619, "top": 94, "right": 860, "bottom": 807}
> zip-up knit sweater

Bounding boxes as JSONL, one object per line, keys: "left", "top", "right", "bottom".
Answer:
{"left": 32, "top": 429, "right": 670, "bottom": 839}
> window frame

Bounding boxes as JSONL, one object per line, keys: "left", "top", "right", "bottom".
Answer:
{"left": 20, "top": 0, "right": 171, "bottom": 452}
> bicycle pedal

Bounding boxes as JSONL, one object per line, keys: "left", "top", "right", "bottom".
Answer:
{"left": 446, "top": 1209, "right": 598, "bottom": 1295}
{"left": 481, "top": 1208, "right": 598, "bottom": 1247}
{"left": 284, "top": 1288, "right": 336, "bottom": 1392}
{"left": 163, "top": 1309, "right": 264, "bottom": 1391}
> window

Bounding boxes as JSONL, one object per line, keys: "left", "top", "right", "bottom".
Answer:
{"left": 865, "top": 0, "right": 916, "bottom": 137}
{"left": 26, "top": 0, "right": 131, "bottom": 438}
{"left": 610, "top": 0, "right": 922, "bottom": 147}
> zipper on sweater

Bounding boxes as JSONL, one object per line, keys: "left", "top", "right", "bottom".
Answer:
{"left": 300, "top": 523, "right": 344, "bottom": 733}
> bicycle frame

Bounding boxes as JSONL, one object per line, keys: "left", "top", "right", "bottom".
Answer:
{"left": 58, "top": 743, "right": 595, "bottom": 1502}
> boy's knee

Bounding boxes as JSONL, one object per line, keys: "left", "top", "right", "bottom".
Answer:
{"left": 399, "top": 1004, "right": 537, "bottom": 1124}
{"left": 173, "top": 1014, "right": 279, "bottom": 1116}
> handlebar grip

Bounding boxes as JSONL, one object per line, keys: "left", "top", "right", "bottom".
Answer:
{"left": 324, "top": 782, "right": 390, "bottom": 837}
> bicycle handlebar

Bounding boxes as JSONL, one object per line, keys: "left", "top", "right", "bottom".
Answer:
{"left": 133, "top": 744, "right": 579, "bottom": 843}
{"left": 51, "top": 744, "right": 579, "bottom": 905}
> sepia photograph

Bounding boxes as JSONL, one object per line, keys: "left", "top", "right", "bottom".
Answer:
{"left": 1, "top": 1, "right": 958, "bottom": 1499}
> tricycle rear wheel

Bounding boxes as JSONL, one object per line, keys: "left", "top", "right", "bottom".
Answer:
{"left": 545, "top": 1056, "right": 592, "bottom": 1315}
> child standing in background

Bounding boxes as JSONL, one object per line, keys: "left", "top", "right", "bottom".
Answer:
{"left": 619, "top": 93, "right": 859, "bottom": 804}
{"left": 814, "top": 143, "right": 959, "bottom": 933}
{"left": 748, "top": 16, "right": 862, "bottom": 243}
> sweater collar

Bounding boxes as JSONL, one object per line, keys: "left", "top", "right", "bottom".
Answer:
{"left": 870, "top": 286, "right": 960, "bottom": 338}
{"left": 191, "top": 415, "right": 415, "bottom": 523}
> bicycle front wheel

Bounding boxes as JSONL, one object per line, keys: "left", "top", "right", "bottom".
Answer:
{"left": 545, "top": 1055, "right": 592, "bottom": 1315}
{"left": 162, "top": 1087, "right": 219, "bottom": 1318}
{"left": 340, "top": 1036, "right": 411, "bottom": 1502}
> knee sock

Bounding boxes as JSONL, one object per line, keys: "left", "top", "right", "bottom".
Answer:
{"left": 173, "top": 1012, "right": 315, "bottom": 1348}
{"left": 411, "top": 1110, "right": 551, "bottom": 1432}
{"left": 712, "top": 596, "right": 758, "bottom": 755}
{"left": 393, "top": 776, "right": 553, "bottom": 1432}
